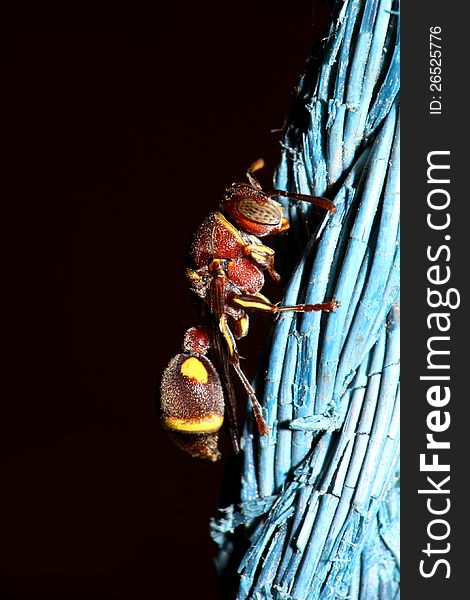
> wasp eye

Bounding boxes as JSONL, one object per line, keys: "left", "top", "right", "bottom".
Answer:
{"left": 237, "top": 197, "right": 282, "bottom": 226}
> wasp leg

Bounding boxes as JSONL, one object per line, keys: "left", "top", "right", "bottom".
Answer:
{"left": 232, "top": 294, "right": 340, "bottom": 314}
{"left": 246, "top": 158, "right": 264, "bottom": 190}
{"left": 243, "top": 243, "right": 281, "bottom": 282}
{"left": 232, "top": 363, "right": 269, "bottom": 436}
{"left": 218, "top": 314, "right": 270, "bottom": 436}
{"left": 267, "top": 189, "right": 336, "bottom": 214}
{"left": 229, "top": 313, "right": 250, "bottom": 340}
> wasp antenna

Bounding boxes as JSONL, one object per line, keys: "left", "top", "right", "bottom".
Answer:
{"left": 268, "top": 189, "right": 336, "bottom": 214}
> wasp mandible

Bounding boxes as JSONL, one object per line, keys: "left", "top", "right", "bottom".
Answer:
{"left": 160, "top": 160, "right": 338, "bottom": 461}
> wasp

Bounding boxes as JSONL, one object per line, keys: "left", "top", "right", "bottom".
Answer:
{"left": 160, "top": 159, "right": 338, "bottom": 461}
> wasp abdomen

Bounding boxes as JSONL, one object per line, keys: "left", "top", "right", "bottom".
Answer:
{"left": 168, "top": 431, "right": 221, "bottom": 463}
{"left": 161, "top": 353, "right": 224, "bottom": 434}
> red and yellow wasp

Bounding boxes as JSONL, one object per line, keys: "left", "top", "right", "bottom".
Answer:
{"left": 160, "top": 160, "right": 338, "bottom": 461}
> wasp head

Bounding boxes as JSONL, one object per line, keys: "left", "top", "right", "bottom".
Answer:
{"left": 220, "top": 183, "right": 287, "bottom": 237}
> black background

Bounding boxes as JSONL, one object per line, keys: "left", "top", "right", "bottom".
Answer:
{"left": 2, "top": 3, "right": 330, "bottom": 599}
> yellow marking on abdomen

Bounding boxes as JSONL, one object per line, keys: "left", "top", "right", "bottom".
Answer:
{"left": 181, "top": 356, "right": 208, "bottom": 383}
{"left": 162, "top": 414, "right": 224, "bottom": 433}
